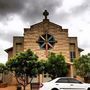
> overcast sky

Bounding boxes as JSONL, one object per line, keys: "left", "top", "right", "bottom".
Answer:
{"left": 0, "top": 0, "right": 90, "bottom": 63}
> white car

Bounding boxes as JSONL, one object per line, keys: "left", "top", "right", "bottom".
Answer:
{"left": 39, "top": 77, "right": 90, "bottom": 90}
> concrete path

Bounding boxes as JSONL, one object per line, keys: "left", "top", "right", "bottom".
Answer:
{"left": 0, "top": 86, "right": 16, "bottom": 90}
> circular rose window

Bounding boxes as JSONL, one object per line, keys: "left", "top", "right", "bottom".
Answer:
{"left": 37, "top": 33, "right": 57, "bottom": 50}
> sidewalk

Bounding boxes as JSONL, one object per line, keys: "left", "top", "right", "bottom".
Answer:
{"left": 0, "top": 84, "right": 36, "bottom": 90}
{"left": 0, "top": 86, "right": 16, "bottom": 90}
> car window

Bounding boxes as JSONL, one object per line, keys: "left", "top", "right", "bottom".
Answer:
{"left": 55, "top": 78, "right": 69, "bottom": 83}
{"left": 68, "top": 78, "right": 82, "bottom": 83}
{"left": 55, "top": 78, "right": 82, "bottom": 83}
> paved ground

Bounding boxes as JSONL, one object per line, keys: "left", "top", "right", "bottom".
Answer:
{"left": 0, "top": 85, "right": 38, "bottom": 90}
{"left": 0, "top": 86, "right": 16, "bottom": 90}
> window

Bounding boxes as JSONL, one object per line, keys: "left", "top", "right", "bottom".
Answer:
{"left": 68, "top": 78, "right": 82, "bottom": 83}
{"left": 55, "top": 78, "right": 68, "bottom": 83}
{"left": 70, "top": 43, "right": 76, "bottom": 62}
{"left": 55, "top": 78, "right": 82, "bottom": 83}
{"left": 70, "top": 51, "right": 75, "bottom": 62}
{"left": 16, "top": 43, "right": 22, "bottom": 53}
{"left": 37, "top": 33, "right": 56, "bottom": 50}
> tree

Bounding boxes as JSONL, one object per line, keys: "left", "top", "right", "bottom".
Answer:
{"left": 6, "top": 49, "right": 43, "bottom": 90}
{"left": 74, "top": 53, "right": 90, "bottom": 78}
{"left": 37, "top": 60, "right": 46, "bottom": 74}
{"left": 0, "top": 63, "right": 6, "bottom": 83}
{"left": 46, "top": 53, "right": 68, "bottom": 79}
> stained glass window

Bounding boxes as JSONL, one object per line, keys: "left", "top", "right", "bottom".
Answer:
{"left": 37, "top": 33, "right": 56, "bottom": 50}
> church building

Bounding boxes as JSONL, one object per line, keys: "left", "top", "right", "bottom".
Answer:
{"left": 5, "top": 10, "right": 83, "bottom": 83}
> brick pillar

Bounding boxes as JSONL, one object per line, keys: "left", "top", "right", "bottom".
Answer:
{"left": 70, "top": 64, "right": 74, "bottom": 77}
{"left": 38, "top": 74, "right": 43, "bottom": 83}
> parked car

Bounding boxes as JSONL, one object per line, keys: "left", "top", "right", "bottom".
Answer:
{"left": 39, "top": 77, "right": 90, "bottom": 90}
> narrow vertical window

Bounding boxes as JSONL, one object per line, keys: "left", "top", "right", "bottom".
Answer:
{"left": 70, "top": 43, "right": 76, "bottom": 62}
{"left": 16, "top": 43, "right": 22, "bottom": 53}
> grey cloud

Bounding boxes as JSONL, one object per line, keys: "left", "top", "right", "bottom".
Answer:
{"left": 0, "top": 0, "right": 26, "bottom": 12}
{"left": 54, "top": 0, "right": 90, "bottom": 23}
{"left": 0, "top": 0, "right": 26, "bottom": 20}
{"left": 0, "top": 30, "right": 23, "bottom": 43}
{"left": 80, "top": 40, "right": 90, "bottom": 49}
{"left": 52, "top": 11, "right": 71, "bottom": 24}
{"left": 20, "top": 0, "right": 63, "bottom": 23}
{"left": 71, "top": 0, "right": 90, "bottom": 15}
{"left": 0, "top": 0, "right": 90, "bottom": 23}
{"left": 0, "top": 0, "right": 63, "bottom": 23}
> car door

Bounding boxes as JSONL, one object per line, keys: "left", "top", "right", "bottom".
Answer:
{"left": 55, "top": 78, "right": 72, "bottom": 89}
{"left": 68, "top": 78, "right": 86, "bottom": 90}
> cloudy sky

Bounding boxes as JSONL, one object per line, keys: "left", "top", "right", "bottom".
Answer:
{"left": 0, "top": 0, "right": 90, "bottom": 63}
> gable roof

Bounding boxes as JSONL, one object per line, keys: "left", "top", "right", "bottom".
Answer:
{"left": 5, "top": 47, "right": 13, "bottom": 53}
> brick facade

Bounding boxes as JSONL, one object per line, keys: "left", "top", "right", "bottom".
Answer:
{"left": 24, "top": 19, "right": 71, "bottom": 62}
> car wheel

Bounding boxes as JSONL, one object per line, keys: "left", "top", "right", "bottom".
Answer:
{"left": 51, "top": 88, "right": 59, "bottom": 90}
{"left": 87, "top": 88, "right": 90, "bottom": 90}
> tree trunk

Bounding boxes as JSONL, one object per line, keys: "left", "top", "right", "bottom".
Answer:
{"left": 30, "top": 83, "right": 32, "bottom": 90}
{"left": 30, "top": 78, "right": 33, "bottom": 90}
{"left": 23, "top": 86, "right": 25, "bottom": 90}
{"left": 2, "top": 72, "right": 4, "bottom": 82}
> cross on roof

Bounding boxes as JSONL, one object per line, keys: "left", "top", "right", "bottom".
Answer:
{"left": 43, "top": 10, "right": 49, "bottom": 19}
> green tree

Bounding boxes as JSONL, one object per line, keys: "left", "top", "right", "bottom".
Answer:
{"left": 46, "top": 53, "right": 68, "bottom": 79}
{"left": 0, "top": 63, "right": 6, "bottom": 83}
{"left": 74, "top": 53, "right": 90, "bottom": 78}
{"left": 37, "top": 60, "right": 46, "bottom": 74}
{"left": 6, "top": 49, "right": 43, "bottom": 90}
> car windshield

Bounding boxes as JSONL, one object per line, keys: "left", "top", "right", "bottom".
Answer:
{"left": 55, "top": 78, "right": 82, "bottom": 84}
